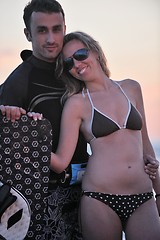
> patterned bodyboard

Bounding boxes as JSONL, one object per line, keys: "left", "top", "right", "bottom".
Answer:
{"left": 0, "top": 113, "right": 52, "bottom": 240}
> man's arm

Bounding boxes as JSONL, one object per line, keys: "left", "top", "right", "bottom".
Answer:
{"left": 133, "top": 79, "right": 160, "bottom": 214}
{"left": 0, "top": 61, "right": 30, "bottom": 107}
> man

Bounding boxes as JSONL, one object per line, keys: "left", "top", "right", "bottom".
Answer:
{"left": 0, "top": 0, "right": 88, "bottom": 239}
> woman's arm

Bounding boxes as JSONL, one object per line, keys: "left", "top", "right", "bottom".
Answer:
{"left": 50, "top": 95, "right": 83, "bottom": 173}
{"left": 0, "top": 98, "right": 83, "bottom": 174}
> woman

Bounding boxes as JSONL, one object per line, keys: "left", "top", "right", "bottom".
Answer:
{"left": 50, "top": 31, "right": 160, "bottom": 239}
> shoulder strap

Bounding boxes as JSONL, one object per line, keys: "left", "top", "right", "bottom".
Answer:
{"left": 86, "top": 89, "right": 94, "bottom": 108}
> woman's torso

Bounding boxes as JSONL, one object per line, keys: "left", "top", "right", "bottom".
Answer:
{"left": 79, "top": 80, "right": 152, "bottom": 194}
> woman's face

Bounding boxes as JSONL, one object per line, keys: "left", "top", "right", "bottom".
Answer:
{"left": 63, "top": 40, "right": 98, "bottom": 81}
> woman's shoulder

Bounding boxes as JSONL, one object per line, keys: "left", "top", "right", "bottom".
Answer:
{"left": 115, "top": 78, "right": 141, "bottom": 92}
{"left": 64, "top": 92, "right": 85, "bottom": 110}
{"left": 67, "top": 92, "right": 84, "bottom": 102}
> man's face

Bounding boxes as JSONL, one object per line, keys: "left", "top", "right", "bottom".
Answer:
{"left": 25, "top": 11, "right": 66, "bottom": 62}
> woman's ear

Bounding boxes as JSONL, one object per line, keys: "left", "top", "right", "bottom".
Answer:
{"left": 24, "top": 28, "right": 32, "bottom": 42}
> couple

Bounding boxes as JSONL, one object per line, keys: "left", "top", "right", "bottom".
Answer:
{"left": 0, "top": 0, "right": 160, "bottom": 239}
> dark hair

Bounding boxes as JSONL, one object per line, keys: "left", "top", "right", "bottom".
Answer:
{"left": 59, "top": 31, "right": 110, "bottom": 104}
{"left": 23, "top": 0, "right": 65, "bottom": 31}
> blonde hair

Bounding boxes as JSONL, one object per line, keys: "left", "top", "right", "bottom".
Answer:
{"left": 56, "top": 31, "right": 110, "bottom": 104}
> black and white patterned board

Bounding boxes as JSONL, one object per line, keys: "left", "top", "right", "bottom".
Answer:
{"left": 0, "top": 113, "right": 52, "bottom": 240}
{"left": 0, "top": 180, "right": 31, "bottom": 240}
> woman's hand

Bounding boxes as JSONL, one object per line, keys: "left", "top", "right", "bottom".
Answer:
{"left": 27, "top": 112, "right": 43, "bottom": 121}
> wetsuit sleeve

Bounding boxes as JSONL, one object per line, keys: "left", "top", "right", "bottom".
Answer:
{"left": 0, "top": 63, "right": 30, "bottom": 108}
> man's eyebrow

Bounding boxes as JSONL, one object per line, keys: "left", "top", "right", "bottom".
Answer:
{"left": 37, "top": 25, "right": 47, "bottom": 29}
{"left": 52, "top": 24, "right": 63, "bottom": 29}
{"left": 37, "top": 24, "right": 63, "bottom": 28}
{"left": 36, "top": 25, "right": 63, "bottom": 32}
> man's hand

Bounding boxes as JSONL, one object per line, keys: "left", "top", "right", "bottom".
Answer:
{"left": 144, "top": 155, "right": 159, "bottom": 179}
{"left": 0, "top": 105, "right": 26, "bottom": 122}
{"left": 0, "top": 105, "right": 43, "bottom": 122}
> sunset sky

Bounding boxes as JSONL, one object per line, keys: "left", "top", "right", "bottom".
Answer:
{"left": 0, "top": 0, "right": 159, "bottom": 143}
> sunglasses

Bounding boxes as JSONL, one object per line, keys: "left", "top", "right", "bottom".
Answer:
{"left": 64, "top": 48, "right": 89, "bottom": 71}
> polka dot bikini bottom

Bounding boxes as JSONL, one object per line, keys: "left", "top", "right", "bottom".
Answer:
{"left": 82, "top": 190, "right": 153, "bottom": 228}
